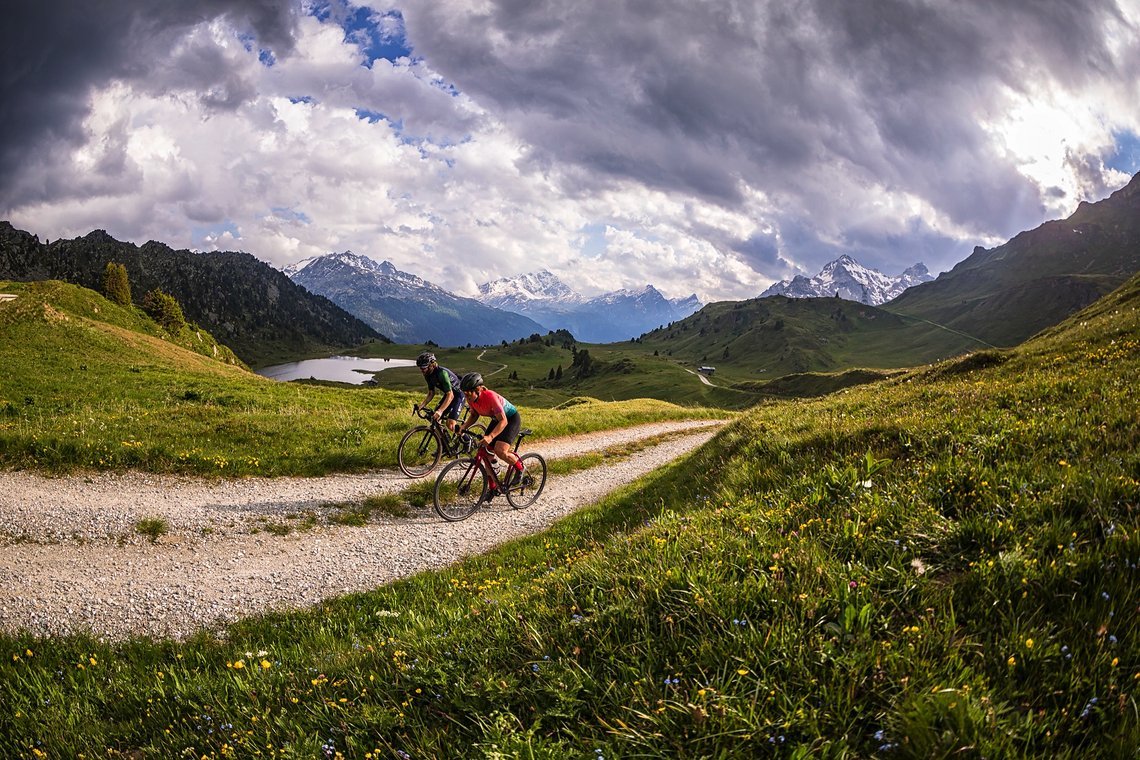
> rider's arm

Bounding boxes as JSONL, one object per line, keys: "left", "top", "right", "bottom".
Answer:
{"left": 433, "top": 390, "right": 453, "bottom": 417}
{"left": 457, "top": 408, "right": 478, "bottom": 435}
{"left": 433, "top": 371, "right": 455, "bottom": 417}
{"left": 483, "top": 415, "right": 507, "bottom": 444}
{"left": 480, "top": 393, "right": 508, "bottom": 443}
{"left": 420, "top": 368, "right": 438, "bottom": 410}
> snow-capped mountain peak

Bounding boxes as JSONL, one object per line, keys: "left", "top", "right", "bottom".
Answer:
{"left": 760, "top": 256, "right": 934, "bottom": 305}
{"left": 478, "top": 269, "right": 581, "bottom": 305}
{"left": 477, "top": 271, "right": 703, "bottom": 342}
{"left": 285, "top": 252, "right": 439, "bottom": 293}
{"left": 594, "top": 284, "right": 662, "bottom": 306}
{"left": 281, "top": 252, "right": 546, "bottom": 345}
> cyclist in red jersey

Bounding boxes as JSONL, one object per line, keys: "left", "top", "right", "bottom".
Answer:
{"left": 456, "top": 371, "right": 525, "bottom": 485}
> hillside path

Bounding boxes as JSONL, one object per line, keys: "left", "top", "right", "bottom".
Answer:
{"left": 0, "top": 420, "right": 722, "bottom": 641}
{"left": 685, "top": 367, "right": 718, "bottom": 387}
{"left": 475, "top": 349, "right": 508, "bottom": 376}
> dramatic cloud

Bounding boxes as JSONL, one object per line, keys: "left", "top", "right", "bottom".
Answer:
{"left": 2, "top": 0, "right": 1139, "bottom": 303}
{"left": 1, "top": 1, "right": 297, "bottom": 194}
{"left": 403, "top": 0, "right": 1140, "bottom": 271}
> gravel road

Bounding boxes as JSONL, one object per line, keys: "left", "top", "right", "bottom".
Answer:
{"left": 0, "top": 420, "right": 722, "bottom": 641}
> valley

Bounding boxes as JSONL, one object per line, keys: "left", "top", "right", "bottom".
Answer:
{"left": 2, "top": 270, "right": 1137, "bottom": 757}
{"left": 0, "top": 174, "right": 1138, "bottom": 757}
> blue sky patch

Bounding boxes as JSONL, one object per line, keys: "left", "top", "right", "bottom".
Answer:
{"left": 191, "top": 221, "right": 241, "bottom": 250}
{"left": 1107, "top": 130, "right": 1140, "bottom": 175}
{"left": 270, "top": 207, "right": 312, "bottom": 224}
{"left": 578, "top": 223, "right": 609, "bottom": 258}
{"left": 309, "top": 2, "right": 413, "bottom": 67}
{"left": 236, "top": 31, "right": 276, "bottom": 67}
{"left": 355, "top": 108, "right": 387, "bottom": 124}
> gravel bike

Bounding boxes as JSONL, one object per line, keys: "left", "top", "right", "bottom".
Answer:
{"left": 432, "top": 427, "right": 547, "bottom": 521}
{"left": 397, "top": 405, "right": 486, "bottom": 478}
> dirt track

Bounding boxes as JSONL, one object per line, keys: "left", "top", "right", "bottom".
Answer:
{"left": 0, "top": 420, "right": 722, "bottom": 640}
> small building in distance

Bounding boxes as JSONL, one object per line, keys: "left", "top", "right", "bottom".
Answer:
{"left": 697, "top": 365, "right": 716, "bottom": 375}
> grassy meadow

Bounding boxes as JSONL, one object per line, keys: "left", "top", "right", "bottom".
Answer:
{"left": 0, "top": 280, "right": 723, "bottom": 475}
{"left": 355, "top": 297, "right": 997, "bottom": 410}
{"left": 633, "top": 296, "right": 995, "bottom": 384}
{"left": 354, "top": 338, "right": 766, "bottom": 410}
{"left": 1, "top": 272, "right": 1138, "bottom": 757}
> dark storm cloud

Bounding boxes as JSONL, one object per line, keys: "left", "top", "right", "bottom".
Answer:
{"left": 404, "top": 0, "right": 1135, "bottom": 249}
{"left": 0, "top": 0, "right": 297, "bottom": 204}
{"left": 835, "top": 217, "right": 964, "bottom": 276}
{"left": 732, "top": 229, "right": 796, "bottom": 279}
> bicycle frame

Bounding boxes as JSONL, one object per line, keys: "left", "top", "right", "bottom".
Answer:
{"left": 397, "top": 407, "right": 484, "bottom": 479}
{"left": 471, "top": 442, "right": 511, "bottom": 493}
{"left": 433, "top": 426, "right": 546, "bottom": 520}
{"left": 417, "top": 405, "right": 458, "bottom": 439}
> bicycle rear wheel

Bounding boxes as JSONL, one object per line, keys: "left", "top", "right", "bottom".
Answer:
{"left": 506, "top": 453, "right": 547, "bottom": 509}
{"left": 398, "top": 426, "right": 443, "bottom": 478}
{"left": 434, "top": 458, "right": 488, "bottom": 521}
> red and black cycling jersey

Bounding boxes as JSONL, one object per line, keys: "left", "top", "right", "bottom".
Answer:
{"left": 467, "top": 388, "right": 518, "bottom": 421}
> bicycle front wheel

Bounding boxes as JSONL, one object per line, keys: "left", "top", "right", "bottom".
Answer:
{"left": 506, "top": 453, "right": 547, "bottom": 510}
{"left": 398, "top": 426, "right": 443, "bottom": 478}
{"left": 434, "top": 458, "right": 488, "bottom": 521}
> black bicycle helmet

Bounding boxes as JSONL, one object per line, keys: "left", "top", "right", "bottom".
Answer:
{"left": 416, "top": 351, "right": 436, "bottom": 368}
{"left": 459, "top": 371, "right": 483, "bottom": 391}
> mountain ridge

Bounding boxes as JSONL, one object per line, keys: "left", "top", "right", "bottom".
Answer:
{"left": 884, "top": 171, "right": 1140, "bottom": 346}
{"left": 0, "top": 223, "right": 383, "bottom": 366}
{"left": 285, "top": 252, "right": 548, "bottom": 346}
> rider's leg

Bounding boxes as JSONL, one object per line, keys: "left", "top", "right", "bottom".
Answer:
{"left": 445, "top": 395, "right": 467, "bottom": 435}
{"left": 492, "top": 440, "right": 519, "bottom": 469}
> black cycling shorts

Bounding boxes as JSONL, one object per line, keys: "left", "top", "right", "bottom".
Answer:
{"left": 439, "top": 393, "right": 465, "bottom": 421}
{"left": 490, "top": 413, "right": 522, "bottom": 446}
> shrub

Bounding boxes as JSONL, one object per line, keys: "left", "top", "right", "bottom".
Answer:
{"left": 134, "top": 517, "right": 169, "bottom": 543}
{"left": 141, "top": 289, "right": 186, "bottom": 332}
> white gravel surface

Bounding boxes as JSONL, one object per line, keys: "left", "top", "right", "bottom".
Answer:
{"left": 0, "top": 420, "right": 722, "bottom": 641}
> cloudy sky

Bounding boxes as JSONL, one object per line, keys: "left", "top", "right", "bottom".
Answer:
{"left": 3, "top": 0, "right": 1139, "bottom": 302}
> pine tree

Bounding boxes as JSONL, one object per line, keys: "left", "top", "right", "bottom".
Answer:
{"left": 555, "top": 364, "right": 563, "bottom": 380}
{"left": 102, "top": 262, "right": 131, "bottom": 306}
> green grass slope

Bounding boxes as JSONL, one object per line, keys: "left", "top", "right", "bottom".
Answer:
{"left": 0, "top": 281, "right": 721, "bottom": 475}
{"left": 2, "top": 277, "right": 1137, "bottom": 756}
{"left": 633, "top": 295, "right": 991, "bottom": 382}
{"left": 0, "top": 279, "right": 245, "bottom": 367}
